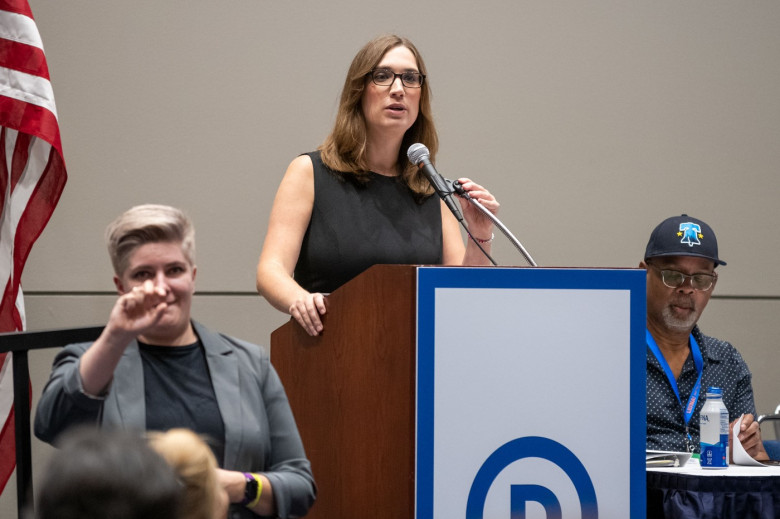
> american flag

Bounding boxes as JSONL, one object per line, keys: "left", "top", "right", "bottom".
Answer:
{"left": 0, "top": 0, "right": 67, "bottom": 494}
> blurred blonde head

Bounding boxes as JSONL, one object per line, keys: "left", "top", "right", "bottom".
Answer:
{"left": 147, "top": 429, "right": 227, "bottom": 519}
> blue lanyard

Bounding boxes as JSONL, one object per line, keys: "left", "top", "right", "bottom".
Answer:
{"left": 646, "top": 329, "right": 704, "bottom": 448}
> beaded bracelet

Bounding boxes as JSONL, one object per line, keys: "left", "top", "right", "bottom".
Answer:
{"left": 473, "top": 232, "right": 494, "bottom": 244}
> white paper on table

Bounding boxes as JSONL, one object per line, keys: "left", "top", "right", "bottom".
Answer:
{"left": 731, "top": 414, "right": 769, "bottom": 466}
{"left": 646, "top": 450, "right": 692, "bottom": 467}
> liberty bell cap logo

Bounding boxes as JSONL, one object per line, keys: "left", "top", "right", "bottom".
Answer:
{"left": 678, "top": 222, "right": 702, "bottom": 247}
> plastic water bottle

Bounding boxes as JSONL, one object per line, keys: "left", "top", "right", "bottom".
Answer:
{"left": 699, "top": 386, "right": 729, "bottom": 468}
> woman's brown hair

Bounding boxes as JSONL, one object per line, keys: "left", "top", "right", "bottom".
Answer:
{"left": 319, "top": 34, "right": 438, "bottom": 197}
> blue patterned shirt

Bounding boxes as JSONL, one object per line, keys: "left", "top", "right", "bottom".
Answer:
{"left": 646, "top": 325, "right": 757, "bottom": 453}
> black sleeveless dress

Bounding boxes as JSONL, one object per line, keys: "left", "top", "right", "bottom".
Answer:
{"left": 294, "top": 151, "right": 443, "bottom": 294}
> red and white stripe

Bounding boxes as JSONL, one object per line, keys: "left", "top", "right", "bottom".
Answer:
{"left": 0, "top": 0, "right": 67, "bottom": 495}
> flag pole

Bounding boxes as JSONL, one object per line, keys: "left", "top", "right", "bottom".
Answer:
{"left": 11, "top": 351, "right": 30, "bottom": 510}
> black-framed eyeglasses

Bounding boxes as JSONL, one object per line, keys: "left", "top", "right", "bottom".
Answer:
{"left": 367, "top": 68, "right": 425, "bottom": 88}
{"left": 647, "top": 263, "right": 717, "bottom": 291}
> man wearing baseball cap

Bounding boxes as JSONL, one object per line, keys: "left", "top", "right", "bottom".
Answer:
{"left": 642, "top": 214, "right": 768, "bottom": 461}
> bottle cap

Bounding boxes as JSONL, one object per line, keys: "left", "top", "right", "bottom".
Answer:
{"left": 706, "top": 386, "right": 722, "bottom": 395}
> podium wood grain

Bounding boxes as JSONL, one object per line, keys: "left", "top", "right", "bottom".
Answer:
{"left": 271, "top": 265, "right": 419, "bottom": 519}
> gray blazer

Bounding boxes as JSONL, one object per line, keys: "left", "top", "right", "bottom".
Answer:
{"left": 34, "top": 320, "right": 316, "bottom": 519}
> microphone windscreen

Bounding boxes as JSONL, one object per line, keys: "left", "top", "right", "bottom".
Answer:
{"left": 407, "top": 143, "right": 429, "bottom": 166}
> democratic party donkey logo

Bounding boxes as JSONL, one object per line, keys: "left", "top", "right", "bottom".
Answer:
{"left": 678, "top": 222, "right": 702, "bottom": 247}
{"left": 466, "top": 437, "right": 598, "bottom": 519}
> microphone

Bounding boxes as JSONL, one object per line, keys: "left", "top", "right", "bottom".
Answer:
{"left": 407, "top": 143, "right": 463, "bottom": 222}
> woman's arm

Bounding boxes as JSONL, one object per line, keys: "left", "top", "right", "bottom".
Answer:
{"left": 256, "top": 155, "right": 327, "bottom": 336}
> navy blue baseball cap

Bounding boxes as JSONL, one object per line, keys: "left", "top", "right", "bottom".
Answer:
{"left": 644, "top": 214, "right": 726, "bottom": 266}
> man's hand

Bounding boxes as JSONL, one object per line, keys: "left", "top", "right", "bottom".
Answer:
{"left": 730, "top": 414, "right": 770, "bottom": 462}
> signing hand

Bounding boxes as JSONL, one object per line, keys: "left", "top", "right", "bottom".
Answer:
{"left": 107, "top": 280, "right": 168, "bottom": 338}
{"left": 79, "top": 280, "right": 170, "bottom": 396}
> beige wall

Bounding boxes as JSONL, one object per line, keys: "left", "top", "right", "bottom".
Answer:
{"left": 3, "top": 0, "right": 780, "bottom": 514}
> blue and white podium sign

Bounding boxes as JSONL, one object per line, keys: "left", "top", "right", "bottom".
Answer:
{"left": 415, "top": 267, "right": 646, "bottom": 519}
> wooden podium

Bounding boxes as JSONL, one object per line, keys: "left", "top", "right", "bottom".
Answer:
{"left": 271, "top": 265, "right": 418, "bottom": 519}
{"left": 271, "top": 264, "right": 647, "bottom": 519}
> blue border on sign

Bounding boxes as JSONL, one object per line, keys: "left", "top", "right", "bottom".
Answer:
{"left": 415, "top": 267, "right": 647, "bottom": 519}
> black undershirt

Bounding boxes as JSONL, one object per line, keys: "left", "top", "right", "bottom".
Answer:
{"left": 139, "top": 340, "right": 226, "bottom": 465}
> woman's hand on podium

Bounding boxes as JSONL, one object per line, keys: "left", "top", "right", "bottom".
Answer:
{"left": 289, "top": 292, "right": 328, "bottom": 336}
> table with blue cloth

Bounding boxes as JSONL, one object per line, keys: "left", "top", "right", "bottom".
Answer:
{"left": 647, "top": 458, "right": 780, "bottom": 518}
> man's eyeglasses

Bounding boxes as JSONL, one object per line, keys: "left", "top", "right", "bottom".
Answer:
{"left": 367, "top": 68, "right": 425, "bottom": 88}
{"left": 647, "top": 263, "right": 717, "bottom": 291}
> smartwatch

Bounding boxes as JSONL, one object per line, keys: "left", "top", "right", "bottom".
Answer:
{"left": 241, "top": 472, "right": 259, "bottom": 506}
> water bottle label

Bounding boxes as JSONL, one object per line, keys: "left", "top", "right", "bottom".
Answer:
{"left": 700, "top": 441, "right": 728, "bottom": 468}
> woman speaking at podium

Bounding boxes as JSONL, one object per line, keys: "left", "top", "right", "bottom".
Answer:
{"left": 256, "top": 34, "right": 499, "bottom": 336}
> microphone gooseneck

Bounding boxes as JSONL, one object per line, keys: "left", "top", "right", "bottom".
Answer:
{"left": 406, "top": 143, "right": 537, "bottom": 267}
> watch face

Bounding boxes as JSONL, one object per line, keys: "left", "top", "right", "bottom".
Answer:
{"left": 243, "top": 475, "right": 258, "bottom": 505}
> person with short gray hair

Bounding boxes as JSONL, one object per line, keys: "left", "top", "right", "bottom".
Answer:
{"left": 35, "top": 204, "right": 316, "bottom": 519}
